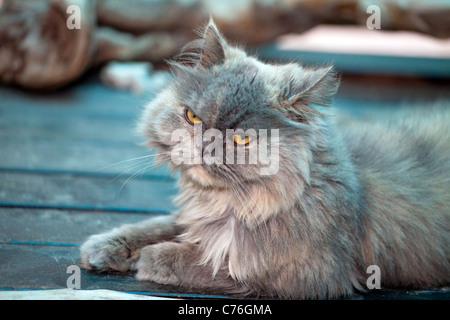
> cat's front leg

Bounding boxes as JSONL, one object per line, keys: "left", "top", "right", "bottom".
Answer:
{"left": 79, "top": 215, "right": 179, "bottom": 272}
{"left": 135, "top": 242, "right": 244, "bottom": 295}
{"left": 134, "top": 242, "right": 183, "bottom": 285}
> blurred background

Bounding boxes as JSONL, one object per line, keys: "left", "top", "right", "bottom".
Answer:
{"left": 0, "top": 0, "right": 449, "bottom": 298}
{"left": 1, "top": 0, "right": 449, "bottom": 90}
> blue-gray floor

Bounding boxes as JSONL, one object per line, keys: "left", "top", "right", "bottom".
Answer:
{"left": 0, "top": 71, "right": 449, "bottom": 299}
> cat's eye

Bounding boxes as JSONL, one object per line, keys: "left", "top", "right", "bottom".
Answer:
{"left": 185, "top": 108, "right": 201, "bottom": 125}
{"left": 233, "top": 135, "right": 252, "bottom": 146}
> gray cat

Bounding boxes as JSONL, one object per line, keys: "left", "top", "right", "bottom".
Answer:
{"left": 80, "top": 20, "right": 450, "bottom": 299}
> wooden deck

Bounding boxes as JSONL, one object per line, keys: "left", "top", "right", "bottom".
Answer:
{"left": 0, "top": 71, "right": 449, "bottom": 299}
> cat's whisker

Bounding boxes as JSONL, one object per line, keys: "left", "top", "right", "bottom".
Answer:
{"left": 101, "top": 151, "right": 172, "bottom": 185}
{"left": 108, "top": 157, "right": 153, "bottom": 184}
{"left": 117, "top": 162, "right": 152, "bottom": 197}
{"left": 96, "top": 152, "right": 172, "bottom": 172}
{"left": 115, "top": 153, "right": 171, "bottom": 196}
{"left": 134, "top": 158, "right": 162, "bottom": 177}
{"left": 96, "top": 155, "right": 155, "bottom": 172}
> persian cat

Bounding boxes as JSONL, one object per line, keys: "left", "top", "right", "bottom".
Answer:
{"left": 80, "top": 20, "right": 450, "bottom": 299}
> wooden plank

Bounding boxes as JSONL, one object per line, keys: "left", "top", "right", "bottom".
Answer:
{"left": 0, "top": 171, "right": 177, "bottom": 212}
{"left": 0, "top": 244, "right": 79, "bottom": 290}
{"left": 0, "top": 80, "right": 172, "bottom": 176}
{"left": 0, "top": 244, "right": 229, "bottom": 298}
{"left": 0, "top": 244, "right": 447, "bottom": 299}
{"left": 0, "top": 208, "right": 162, "bottom": 245}
{"left": 0, "top": 136, "right": 172, "bottom": 176}
{"left": 0, "top": 87, "right": 143, "bottom": 147}
{"left": 0, "top": 79, "right": 150, "bottom": 119}
{"left": 0, "top": 114, "right": 138, "bottom": 144}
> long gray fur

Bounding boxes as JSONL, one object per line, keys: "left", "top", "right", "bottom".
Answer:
{"left": 80, "top": 19, "right": 450, "bottom": 299}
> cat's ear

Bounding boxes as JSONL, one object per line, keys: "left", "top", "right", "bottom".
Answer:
{"left": 286, "top": 66, "right": 340, "bottom": 107}
{"left": 279, "top": 66, "right": 340, "bottom": 122}
{"left": 173, "top": 17, "right": 226, "bottom": 70}
{"left": 198, "top": 18, "right": 227, "bottom": 68}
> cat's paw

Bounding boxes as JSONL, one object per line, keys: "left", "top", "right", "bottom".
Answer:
{"left": 79, "top": 233, "right": 139, "bottom": 272}
{"left": 135, "top": 242, "right": 180, "bottom": 285}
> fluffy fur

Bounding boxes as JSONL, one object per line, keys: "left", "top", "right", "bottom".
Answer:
{"left": 80, "top": 19, "right": 450, "bottom": 299}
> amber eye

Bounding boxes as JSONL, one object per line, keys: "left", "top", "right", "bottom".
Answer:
{"left": 185, "top": 108, "right": 201, "bottom": 125}
{"left": 233, "top": 135, "right": 252, "bottom": 146}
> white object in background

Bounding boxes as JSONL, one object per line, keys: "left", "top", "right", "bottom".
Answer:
{"left": 277, "top": 25, "right": 450, "bottom": 58}
{"left": 0, "top": 289, "right": 174, "bottom": 300}
{"left": 100, "top": 62, "right": 172, "bottom": 95}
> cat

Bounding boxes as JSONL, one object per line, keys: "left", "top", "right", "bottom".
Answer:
{"left": 79, "top": 19, "right": 450, "bottom": 299}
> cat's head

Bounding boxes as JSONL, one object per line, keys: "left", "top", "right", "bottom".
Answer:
{"left": 139, "top": 19, "right": 339, "bottom": 191}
